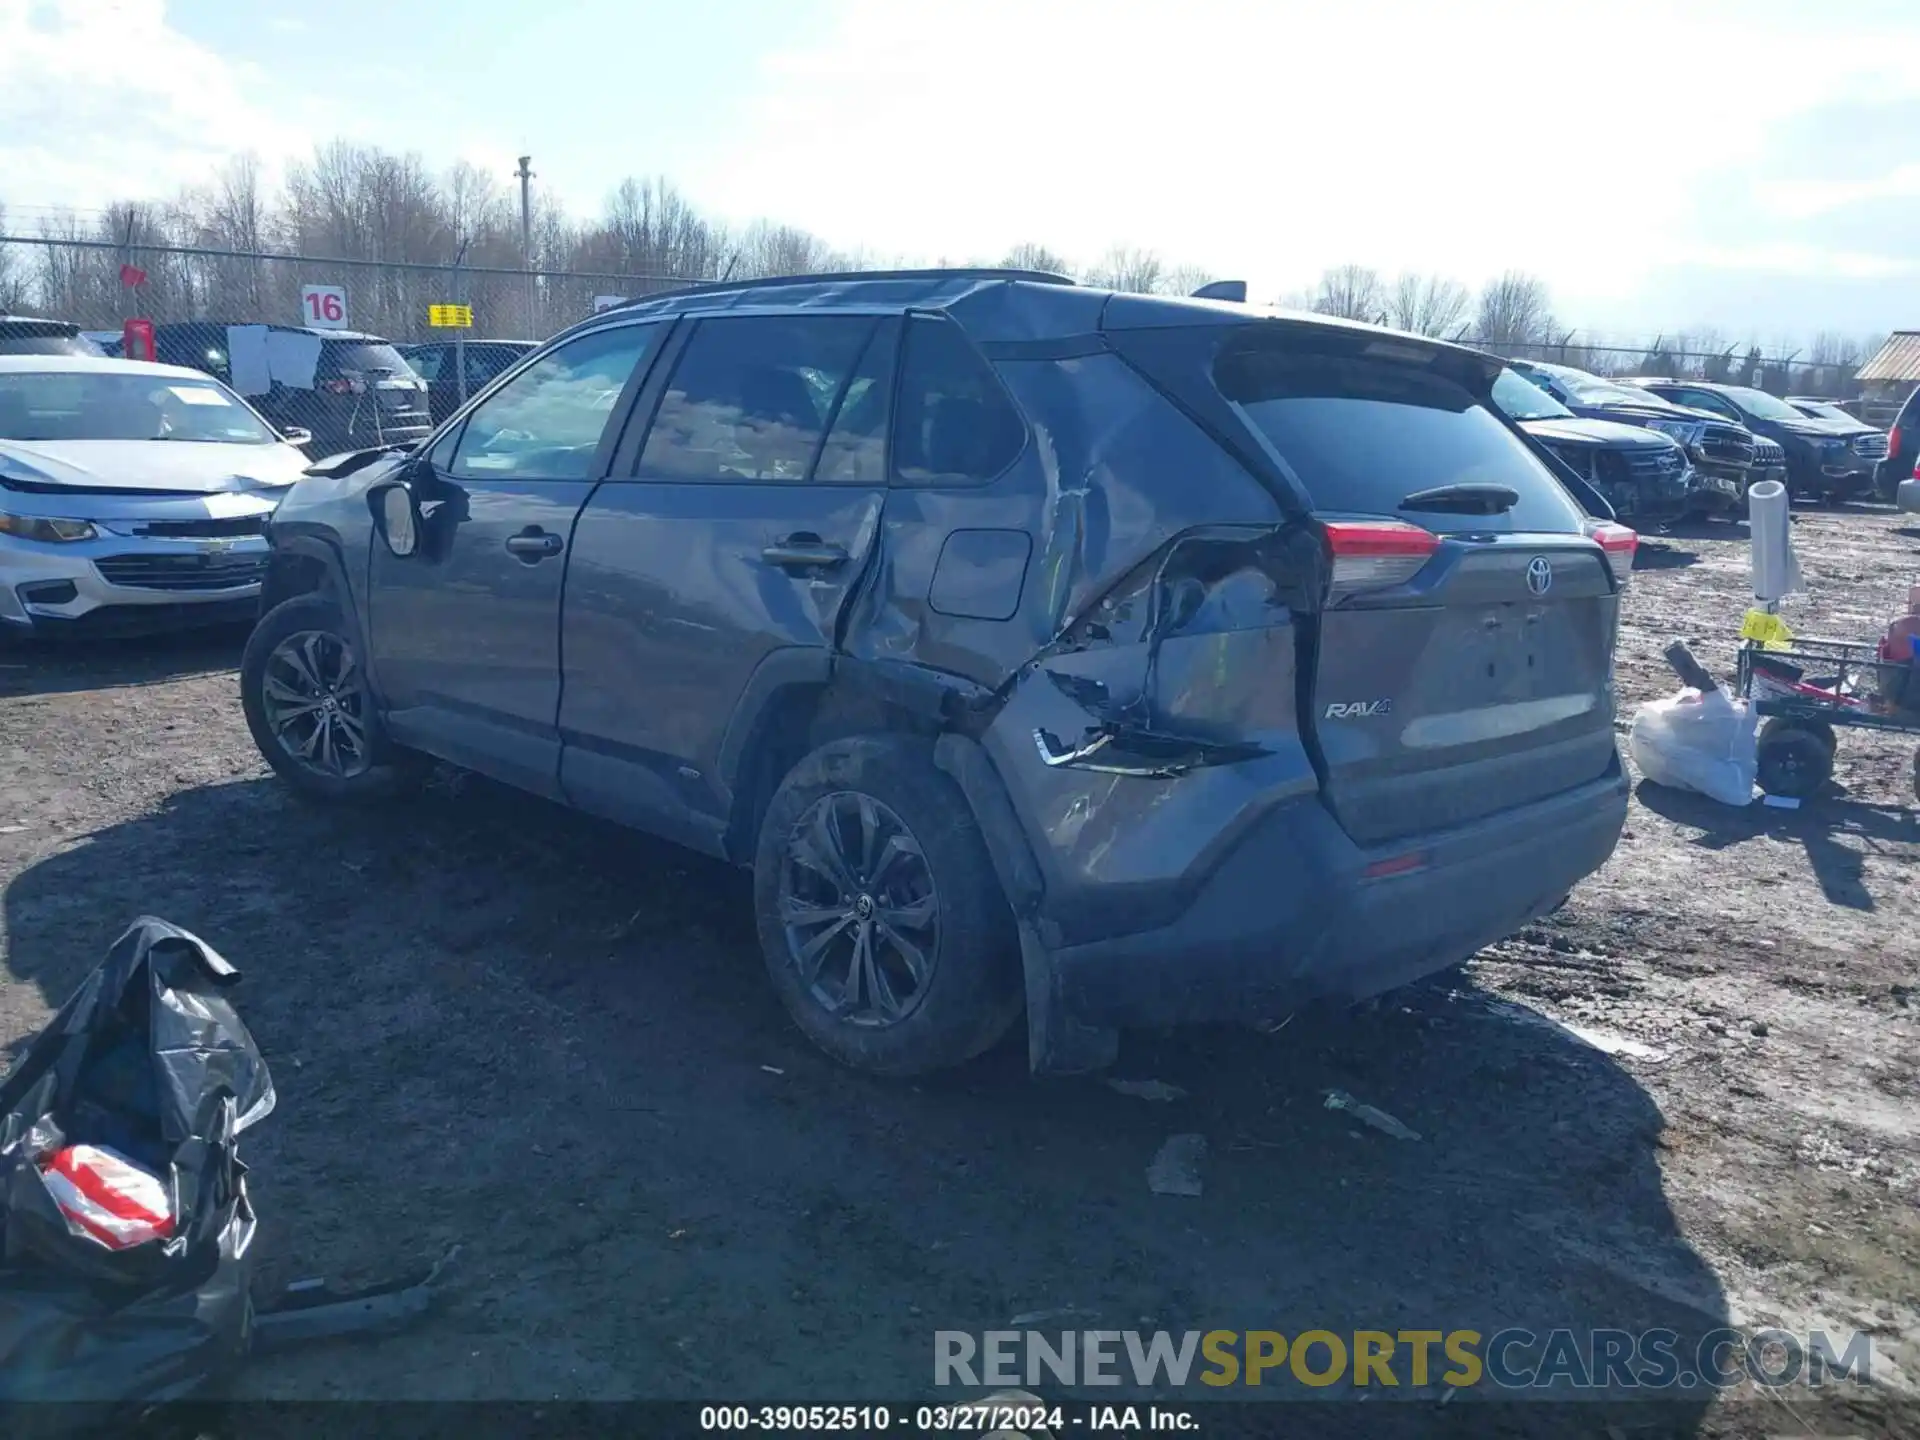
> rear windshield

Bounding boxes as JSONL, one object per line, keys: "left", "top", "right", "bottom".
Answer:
{"left": 1218, "top": 346, "right": 1585, "bottom": 533}
{"left": 0, "top": 330, "right": 105, "bottom": 358}
{"left": 319, "top": 341, "right": 417, "bottom": 380}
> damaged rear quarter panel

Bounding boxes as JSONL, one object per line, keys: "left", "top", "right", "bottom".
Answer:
{"left": 841, "top": 350, "right": 1280, "bottom": 686}
{"left": 840, "top": 345, "right": 1319, "bottom": 948}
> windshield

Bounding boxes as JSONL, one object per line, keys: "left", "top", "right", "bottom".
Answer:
{"left": 1492, "top": 367, "right": 1573, "bottom": 421}
{"left": 319, "top": 341, "right": 419, "bottom": 381}
{"left": 0, "top": 334, "right": 105, "bottom": 358}
{"left": 0, "top": 371, "right": 279, "bottom": 444}
{"left": 1723, "top": 385, "right": 1812, "bottom": 422}
{"left": 1544, "top": 367, "right": 1670, "bottom": 409}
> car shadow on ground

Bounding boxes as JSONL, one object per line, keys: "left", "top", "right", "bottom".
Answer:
{"left": 0, "top": 624, "right": 248, "bottom": 700}
{"left": 1633, "top": 540, "right": 1700, "bottom": 572}
{"left": 1636, "top": 778, "right": 1919, "bottom": 912}
{"left": 2, "top": 774, "right": 1728, "bottom": 1426}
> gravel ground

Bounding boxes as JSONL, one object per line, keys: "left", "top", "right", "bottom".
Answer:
{"left": 1, "top": 507, "right": 1915, "bottom": 1435}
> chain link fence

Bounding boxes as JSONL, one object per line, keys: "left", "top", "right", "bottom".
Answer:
{"left": 0, "top": 232, "right": 709, "bottom": 454}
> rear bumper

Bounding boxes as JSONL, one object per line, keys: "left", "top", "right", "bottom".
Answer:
{"left": 1033, "top": 756, "right": 1629, "bottom": 1030}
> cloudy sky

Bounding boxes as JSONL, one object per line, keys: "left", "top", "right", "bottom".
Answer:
{"left": 3, "top": 0, "right": 1918, "bottom": 341}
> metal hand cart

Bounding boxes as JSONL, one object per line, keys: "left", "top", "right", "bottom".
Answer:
{"left": 1736, "top": 636, "right": 1920, "bottom": 801}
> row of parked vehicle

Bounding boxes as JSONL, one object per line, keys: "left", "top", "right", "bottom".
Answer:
{"left": 0, "top": 315, "right": 534, "bottom": 453}
{"left": 1492, "top": 358, "right": 1912, "bottom": 521}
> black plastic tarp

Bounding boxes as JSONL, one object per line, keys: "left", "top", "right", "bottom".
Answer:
{"left": 0, "top": 916, "right": 273, "bottom": 1406}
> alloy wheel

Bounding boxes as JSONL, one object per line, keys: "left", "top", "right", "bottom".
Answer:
{"left": 777, "top": 791, "right": 940, "bottom": 1027}
{"left": 259, "top": 630, "right": 373, "bottom": 779}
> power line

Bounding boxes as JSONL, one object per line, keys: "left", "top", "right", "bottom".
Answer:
{"left": 0, "top": 232, "right": 689, "bottom": 285}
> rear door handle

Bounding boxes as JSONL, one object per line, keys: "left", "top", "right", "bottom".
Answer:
{"left": 505, "top": 530, "right": 564, "bottom": 560}
{"left": 761, "top": 534, "right": 849, "bottom": 570}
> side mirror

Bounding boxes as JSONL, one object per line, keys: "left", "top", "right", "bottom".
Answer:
{"left": 281, "top": 425, "right": 313, "bottom": 446}
{"left": 373, "top": 482, "right": 420, "bottom": 558}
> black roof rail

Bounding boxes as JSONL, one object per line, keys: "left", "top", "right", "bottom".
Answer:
{"left": 602, "top": 266, "right": 1075, "bottom": 313}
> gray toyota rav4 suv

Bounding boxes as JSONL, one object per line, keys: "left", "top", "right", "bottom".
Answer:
{"left": 242, "top": 269, "right": 1633, "bottom": 1076}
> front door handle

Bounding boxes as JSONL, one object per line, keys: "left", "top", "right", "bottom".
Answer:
{"left": 761, "top": 534, "right": 849, "bottom": 570}
{"left": 505, "top": 529, "right": 564, "bottom": 561}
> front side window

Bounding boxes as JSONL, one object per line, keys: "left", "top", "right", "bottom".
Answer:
{"left": 1713, "top": 385, "right": 1803, "bottom": 423}
{"left": 0, "top": 371, "right": 277, "bottom": 445}
{"left": 1673, "top": 389, "right": 1742, "bottom": 421}
{"left": 637, "top": 316, "right": 876, "bottom": 482}
{"left": 892, "top": 316, "right": 1027, "bottom": 486}
{"left": 450, "top": 323, "right": 660, "bottom": 480}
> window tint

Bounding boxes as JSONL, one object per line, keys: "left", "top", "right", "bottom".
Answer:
{"left": 637, "top": 316, "right": 875, "bottom": 482}
{"left": 450, "top": 323, "right": 659, "bottom": 481}
{"left": 1673, "top": 389, "right": 1740, "bottom": 420}
{"left": 319, "top": 341, "right": 418, "bottom": 382}
{"left": 892, "top": 317, "right": 1026, "bottom": 486}
{"left": 1216, "top": 345, "right": 1585, "bottom": 534}
{"left": 406, "top": 347, "right": 444, "bottom": 383}
{"left": 468, "top": 345, "right": 525, "bottom": 385}
{"left": 815, "top": 324, "right": 897, "bottom": 484}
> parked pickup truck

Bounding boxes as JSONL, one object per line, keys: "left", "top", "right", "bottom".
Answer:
{"left": 1492, "top": 368, "right": 1689, "bottom": 523}
{"left": 1509, "top": 360, "right": 1754, "bottom": 516}
{"left": 1626, "top": 379, "right": 1875, "bottom": 504}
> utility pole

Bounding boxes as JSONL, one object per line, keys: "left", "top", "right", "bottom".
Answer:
{"left": 515, "top": 155, "right": 536, "bottom": 340}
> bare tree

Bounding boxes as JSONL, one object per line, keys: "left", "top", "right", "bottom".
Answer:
{"left": 1386, "top": 272, "right": 1470, "bottom": 337}
{"left": 1310, "top": 264, "right": 1385, "bottom": 323}
{"left": 0, "top": 205, "right": 30, "bottom": 312}
{"left": 1475, "top": 271, "right": 1555, "bottom": 352}
{"left": 1086, "top": 246, "right": 1165, "bottom": 294}
{"left": 1002, "top": 242, "right": 1072, "bottom": 276}
{"left": 1164, "top": 264, "right": 1224, "bottom": 298}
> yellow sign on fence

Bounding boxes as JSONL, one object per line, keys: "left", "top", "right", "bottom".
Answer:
{"left": 428, "top": 304, "right": 473, "bottom": 328}
{"left": 1740, "top": 608, "right": 1795, "bottom": 649}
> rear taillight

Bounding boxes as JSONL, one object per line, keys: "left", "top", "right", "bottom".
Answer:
{"left": 320, "top": 377, "right": 354, "bottom": 395}
{"left": 1322, "top": 520, "right": 1440, "bottom": 600}
{"left": 1584, "top": 520, "right": 1637, "bottom": 587}
{"left": 1889, "top": 423, "right": 1901, "bottom": 457}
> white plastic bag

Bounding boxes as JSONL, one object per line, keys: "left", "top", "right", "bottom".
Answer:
{"left": 1628, "top": 687, "right": 1757, "bottom": 807}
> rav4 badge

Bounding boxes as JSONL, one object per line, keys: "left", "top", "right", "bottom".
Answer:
{"left": 1325, "top": 699, "right": 1394, "bottom": 719}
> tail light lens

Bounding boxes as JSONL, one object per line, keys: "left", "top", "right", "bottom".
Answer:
{"left": 320, "top": 377, "right": 355, "bottom": 395}
{"left": 1584, "top": 520, "right": 1637, "bottom": 587}
{"left": 1321, "top": 521, "right": 1440, "bottom": 601}
{"left": 1889, "top": 423, "right": 1901, "bottom": 458}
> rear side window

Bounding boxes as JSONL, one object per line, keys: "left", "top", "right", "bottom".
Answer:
{"left": 1217, "top": 345, "right": 1584, "bottom": 533}
{"left": 892, "top": 316, "right": 1026, "bottom": 486}
{"left": 637, "top": 316, "right": 875, "bottom": 483}
{"left": 405, "top": 347, "right": 444, "bottom": 382}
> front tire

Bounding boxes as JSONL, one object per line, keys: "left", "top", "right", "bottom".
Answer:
{"left": 241, "top": 594, "right": 417, "bottom": 803}
{"left": 753, "top": 735, "right": 1022, "bottom": 1076}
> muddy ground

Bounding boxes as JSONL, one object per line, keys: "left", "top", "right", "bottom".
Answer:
{"left": 1, "top": 508, "right": 1916, "bottom": 1436}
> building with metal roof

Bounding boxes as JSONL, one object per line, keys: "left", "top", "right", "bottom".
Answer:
{"left": 1856, "top": 331, "right": 1920, "bottom": 385}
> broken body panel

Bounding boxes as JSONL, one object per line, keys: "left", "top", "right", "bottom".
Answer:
{"left": 264, "top": 275, "right": 1630, "bottom": 1072}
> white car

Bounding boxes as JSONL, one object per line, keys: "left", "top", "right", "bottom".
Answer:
{"left": 0, "top": 355, "right": 311, "bottom": 637}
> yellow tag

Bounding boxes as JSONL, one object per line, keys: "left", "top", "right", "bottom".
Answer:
{"left": 427, "top": 304, "right": 473, "bottom": 328}
{"left": 1740, "top": 609, "right": 1794, "bottom": 649}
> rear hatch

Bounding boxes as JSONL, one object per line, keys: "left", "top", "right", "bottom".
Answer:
{"left": 1209, "top": 329, "right": 1628, "bottom": 845}
{"left": 318, "top": 340, "right": 430, "bottom": 429}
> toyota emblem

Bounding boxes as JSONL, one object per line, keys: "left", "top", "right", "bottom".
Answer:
{"left": 1526, "top": 556, "right": 1554, "bottom": 596}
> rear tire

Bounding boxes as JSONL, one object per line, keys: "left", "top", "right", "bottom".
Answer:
{"left": 753, "top": 735, "right": 1021, "bottom": 1076}
{"left": 1756, "top": 718, "right": 1834, "bottom": 800}
{"left": 241, "top": 594, "right": 420, "bottom": 804}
